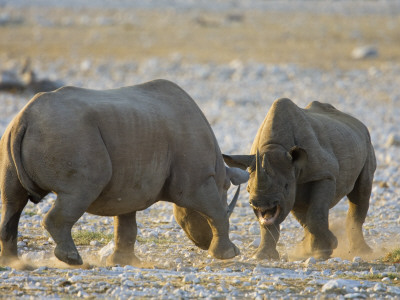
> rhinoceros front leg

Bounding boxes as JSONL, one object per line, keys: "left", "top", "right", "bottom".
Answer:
{"left": 346, "top": 165, "right": 373, "bottom": 255}
{"left": 106, "top": 211, "right": 140, "bottom": 266}
{"left": 292, "top": 208, "right": 313, "bottom": 257}
{"left": 189, "top": 177, "right": 240, "bottom": 259}
{"left": 306, "top": 179, "right": 338, "bottom": 259}
{"left": 0, "top": 171, "right": 28, "bottom": 265}
{"left": 42, "top": 192, "right": 91, "bottom": 265}
{"left": 253, "top": 223, "right": 280, "bottom": 260}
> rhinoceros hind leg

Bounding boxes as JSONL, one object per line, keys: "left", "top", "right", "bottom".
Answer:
{"left": 106, "top": 251, "right": 141, "bottom": 267}
{"left": 106, "top": 211, "right": 141, "bottom": 266}
{"left": 0, "top": 170, "right": 29, "bottom": 263}
{"left": 42, "top": 192, "right": 97, "bottom": 265}
{"left": 346, "top": 165, "right": 374, "bottom": 255}
{"left": 185, "top": 177, "right": 239, "bottom": 259}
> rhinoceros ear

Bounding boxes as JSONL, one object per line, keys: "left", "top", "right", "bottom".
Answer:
{"left": 222, "top": 154, "right": 255, "bottom": 170}
{"left": 289, "top": 146, "right": 308, "bottom": 168}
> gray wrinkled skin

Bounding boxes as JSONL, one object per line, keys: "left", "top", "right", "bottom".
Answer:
{"left": 224, "top": 98, "right": 376, "bottom": 260}
{"left": 0, "top": 79, "right": 249, "bottom": 267}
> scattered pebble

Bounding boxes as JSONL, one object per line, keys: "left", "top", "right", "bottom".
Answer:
{"left": 351, "top": 45, "right": 379, "bottom": 59}
{"left": 304, "top": 257, "right": 316, "bottom": 266}
{"left": 344, "top": 293, "right": 367, "bottom": 299}
{"left": 386, "top": 133, "right": 400, "bottom": 147}
{"left": 68, "top": 275, "right": 83, "bottom": 283}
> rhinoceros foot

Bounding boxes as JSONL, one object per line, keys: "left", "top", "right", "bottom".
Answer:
{"left": 0, "top": 256, "right": 35, "bottom": 270}
{"left": 106, "top": 251, "right": 141, "bottom": 267}
{"left": 253, "top": 247, "right": 280, "bottom": 260}
{"left": 310, "top": 231, "right": 338, "bottom": 260}
{"left": 54, "top": 245, "right": 83, "bottom": 265}
{"left": 0, "top": 254, "right": 15, "bottom": 265}
{"left": 208, "top": 239, "right": 240, "bottom": 259}
{"left": 350, "top": 243, "right": 373, "bottom": 257}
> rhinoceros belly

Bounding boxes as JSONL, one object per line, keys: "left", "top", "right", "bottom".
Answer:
{"left": 86, "top": 188, "right": 161, "bottom": 216}
{"left": 86, "top": 155, "right": 170, "bottom": 216}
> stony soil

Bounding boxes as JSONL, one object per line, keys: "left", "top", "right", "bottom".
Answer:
{"left": 0, "top": 1, "right": 399, "bottom": 299}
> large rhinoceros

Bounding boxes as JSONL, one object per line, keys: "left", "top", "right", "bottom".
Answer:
{"left": 223, "top": 98, "right": 376, "bottom": 260}
{"left": 0, "top": 79, "right": 249, "bottom": 267}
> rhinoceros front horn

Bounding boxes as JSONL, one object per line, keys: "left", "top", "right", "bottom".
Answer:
{"left": 227, "top": 185, "right": 240, "bottom": 217}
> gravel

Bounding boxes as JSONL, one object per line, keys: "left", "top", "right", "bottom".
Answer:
{"left": 0, "top": 1, "right": 400, "bottom": 299}
{"left": 0, "top": 56, "right": 399, "bottom": 299}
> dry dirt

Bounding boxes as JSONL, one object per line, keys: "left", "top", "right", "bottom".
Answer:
{"left": 1, "top": 7, "right": 400, "bottom": 70}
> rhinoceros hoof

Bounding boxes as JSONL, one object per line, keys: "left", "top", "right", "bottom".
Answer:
{"left": 54, "top": 246, "right": 83, "bottom": 265}
{"left": 0, "top": 256, "right": 34, "bottom": 270}
{"left": 0, "top": 255, "right": 15, "bottom": 266}
{"left": 209, "top": 242, "right": 240, "bottom": 260}
{"left": 313, "top": 248, "right": 333, "bottom": 260}
{"left": 350, "top": 244, "right": 373, "bottom": 256}
{"left": 106, "top": 252, "right": 141, "bottom": 267}
{"left": 311, "top": 234, "right": 338, "bottom": 260}
{"left": 253, "top": 247, "right": 280, "bottom": 260}
{"left": 361, "top": 245, "right": 373, "bottom": 254}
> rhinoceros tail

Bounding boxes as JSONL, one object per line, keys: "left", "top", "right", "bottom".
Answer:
{"left": 9, "top": 122, "right": 44, "bottom": 204}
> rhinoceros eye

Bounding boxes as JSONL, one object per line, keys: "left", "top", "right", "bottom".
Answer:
{"left": 284, "top": 183, "right": 289, "bottom": 191}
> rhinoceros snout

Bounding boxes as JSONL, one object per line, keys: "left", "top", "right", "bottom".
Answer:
{"left": 249, "top": 197, "right": 279, "bottom": 211}
{"left": 250, "top": 195, "right": 282, "bottom": 226}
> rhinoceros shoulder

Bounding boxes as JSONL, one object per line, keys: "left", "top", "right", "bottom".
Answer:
{"left": 304, "top": 101, "right": 337, "bottom": 112}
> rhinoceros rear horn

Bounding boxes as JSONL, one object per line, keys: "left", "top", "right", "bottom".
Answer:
{"left": 227, "top": 185, "right": 240, "bottom": 217}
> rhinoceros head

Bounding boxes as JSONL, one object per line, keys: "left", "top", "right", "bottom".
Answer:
{"left": 173, "top": 166, "right": 249, "bottom": 250}
{"left": 223, "top": 145, "right": 307, "bottom": 227}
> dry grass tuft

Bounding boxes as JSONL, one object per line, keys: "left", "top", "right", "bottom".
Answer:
{"left": 72, "top": 230, "right": 113, "bottom": 246}
{"left": 383, "top": 248, "right": 400, "bottom": 264}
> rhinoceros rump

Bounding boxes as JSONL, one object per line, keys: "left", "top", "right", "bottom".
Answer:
{"left": 0, "top": 79, "right": 249, "bottom": 267}
{"left": 224, "top": 98, "right": 376, "bottom": 260}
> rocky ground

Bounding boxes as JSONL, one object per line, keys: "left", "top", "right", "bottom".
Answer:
{"left": 1, "top": 0, "right": 400, "bottom": 299}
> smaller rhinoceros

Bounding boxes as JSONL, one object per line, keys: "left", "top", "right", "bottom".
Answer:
{"left": 0, "top": 79, "right": 249, "bottom": 267}
{"left": 223, "top": 98, "right": 376, "bottom": 260}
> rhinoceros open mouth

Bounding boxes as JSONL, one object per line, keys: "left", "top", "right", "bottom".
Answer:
{"left": 253, "top": 205, "right": 281, "bottom": 226}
